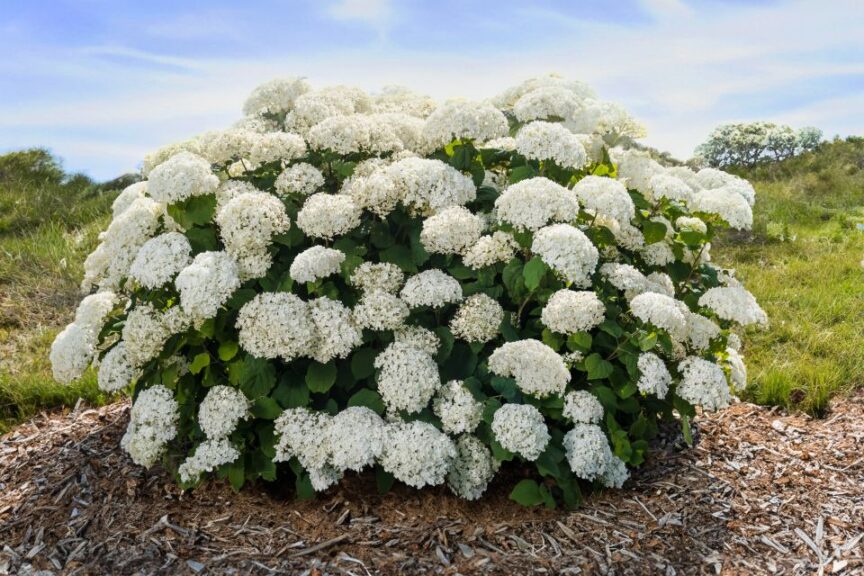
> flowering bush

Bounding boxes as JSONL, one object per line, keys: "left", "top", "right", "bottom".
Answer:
{"left": 50, "top": 75, "right": 766, "bottom": 507}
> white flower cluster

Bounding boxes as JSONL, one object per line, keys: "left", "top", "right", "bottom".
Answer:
{"left": 147, "top": 152, "right": 219, "bottom": 205}
{"left": 374, "top": 342, "right": 440, "bottom": 414}
{"left": 515, "top": 121, "right": 588, "bottom": 169}
{"left": 275, "top": 163, "right": 325, "bottom": 197}
{"left": 433, "top": 380, "right": 483, "bottom": 434}
{"left": 422, "top": 100, "right": 509, "bottom": 148}
{"left": 541, "top": 290, "right": 605, "bottom": 335}
{"left": 562, "top": 390, "right": 604, "bottom": 424}
{"left": 563, "top": 423, "right": 624, "bottom": 485}
{"left": 489, "top": 339, "right": 570, "bottom": 398}
{"left": 491, "top": 403, "right": 550, "bottom": 461}
{"left": 447, "top": 436, "right": 499, "bottom": 500}
{"left": 178, "top": 438, "right": 241, "bottom": 483}
{"left": 175, "top": 251, "right": 241, "bottom": 323}
{"left": 677, "top": 356, "right": 731, "bottom": 411}
{"left": 420, "top": 206, "right": 484, "bottom": 255}
{"left": 532, "top": 224, "right": 599, "bottom": 287}
{"left": 296, "top": 193, "right": 362, "bottom": 240}
{"left": 495, "top": 177, "right": 579, "bottom": 232}
{"left": 352, "top": 290, "right": 410, "bottom": 331}
{"left": 379, "top": 421, "right": 457, "bottom": 488}
{"left": 449, "top": 294, "right": 503, "bottom": 343}
{"left": 350, "top": 262, "right": 404, "bottom": 294}
{"left": 236, "top": 293, "right": 317, "bottom": 361}
{"left": 636, "top": 353, "right": 672, "bottom": 398}
{"left": 120, "top": 385, "right": 179, "bottom": 468}
{"left": 129, "top": 232, "right": 192, "bottom": 289}
{"left": 400, "top": 269, "right": 462, "bottom": 309}
{"left": 572, "top": 176, "right": 635, "bottom": 224}
{"left": 198, "top": 386, "right": 250, "bottom": 439}
{"left": 50, "top": 292, "right": 117, "bottom": 383}
{"left": 463, "top": 231, "right": 518, "bottom": 269}
{"left": 216, "top": 191, "right": 291, "bottom": 279}
{"left": 289, "top": 246, "right": 345, "bottom": 284}
{"left": 698, "top": 286, "right": 768, "bottom": 326}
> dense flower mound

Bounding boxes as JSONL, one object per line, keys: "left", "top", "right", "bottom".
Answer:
{"left": 51, "top": 74, "right": 765, "bottom": 506}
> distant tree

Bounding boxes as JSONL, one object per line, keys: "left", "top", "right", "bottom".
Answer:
{"left": 0, "top": 148, "right": 65, "bottom": 185}
{"left": 696, "top": 122, "right": 825, "bottom": 167}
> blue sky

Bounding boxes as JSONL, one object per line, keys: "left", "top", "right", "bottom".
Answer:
{"left": 1, "top": 0, "right": 862, "bottom": 179}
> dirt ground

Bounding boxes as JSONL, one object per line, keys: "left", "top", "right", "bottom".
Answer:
{"left": 1, "top": 392, "right": 862, "bottom": 576}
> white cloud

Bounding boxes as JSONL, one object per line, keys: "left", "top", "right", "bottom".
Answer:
{"left": 325, "top": 0, "right": 394, "bottom": 30}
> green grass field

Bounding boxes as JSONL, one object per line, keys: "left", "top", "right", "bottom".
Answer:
{"left": 0, "top": 141, "right": 862, "bottom": 432}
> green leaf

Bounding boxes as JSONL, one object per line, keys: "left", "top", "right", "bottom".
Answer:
{"left": 348, "top": 389, "right": 386, "bottom": 415}
{"left": 523, "top": 256, "right": 547, "bottom": 291}
{"left": 509, "top": 165, "right": 537, "bottom": 183}
{"left": 350, "top": 347, "right": 377, "bottom": 380}
{"left": 272, "top": 375, "right": 310, "bottom": 408}
{"left": 376, "top": 467, "right": 396, "bottom": 494}
{"left": 238, "top": 356, "right": 277, "bottom": 398}
{"left": 227, "top": 459, "right": 245, "bottom": 491}
{"left": 379, "top": 245, "right": 416, "bottom": 273}
{"left": 584, "top": 353, "right": 614, "bottom": 380}
{"left": 638, "top": 332, "right": 658, "bottom": 352}
{"left": 218, "top": 341, "right": 239, "bottom": 362}
{"left": 642, "top": 220, "right": 668, "bottom": 244}
{"left": 295, "top": 471, "right": 315, "bottom": 500}
{"left": 509, "top": 479, "right": 545, "bottom": 507}
{"left": 168, "top": 194, "right": 217, "bottom": 230}
{"left": 189, "top": 352, "right": 210, "bottom": 375}
{"left": 251, "top": 396, "right": 282, "bottom": 420}
{"left": 185, "top": 225, "right": 219, "bottom": 252}
{"left": 305, "top": 362, "right": 338, "bottom": 394}
{"left": 567, "top": 332, "right": 593, "bottom": 352}
{"left": 491, "top": 377, "right": 519, "bottom": 402}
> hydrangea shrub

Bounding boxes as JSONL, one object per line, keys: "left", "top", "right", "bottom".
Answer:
{"left": 50, "top": 75, "right": 766, "bottom": 507}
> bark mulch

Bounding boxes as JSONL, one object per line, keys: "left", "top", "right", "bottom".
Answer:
{"left": 1, "top": 393, "right": 862, "bottom": 575}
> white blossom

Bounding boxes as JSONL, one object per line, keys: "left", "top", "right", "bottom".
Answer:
{"left": 699, "top": 286, "right": 768, "bottom": 326}
{"left": 692, "top": 188, "right": 753, "bottom": 230}
{"left": 420, "top": 206, "right": 484, "bottom": 255}
{"left": 447, "top": 436, "right": 498, "bottom": 500}
{"left": 50, "top": 324, "right": 96, "bottom": 384}
{"left": 650, "top": 173, "right": 694, "bottom": 203}
{"left": 562, "top": 390, "right": 604, "bottom": 424}
{"left": 512, "top": 86, "right": 584, "bottom": 122}
{"left": 572, "top": 176, "right": 635, "bottom": 223}
{"left": 112, "top": 182, "right": 147, "bottom": 217}
{"left": 176, "top": 251, "right": 241, "bottom": 322}
{"left": 178, "top": 438, "right": 241, "bottom": 483}
{"left": 400, "top": 269, "right": 462, "bottom": 309}
{"left": 243, "top": 77, "right": 311, "bottom": 116}
{"left": 121, "top": 385, "right": 179, "bottom": 468}
{"left": 677, "top": 356, "right": 731, "bottom": 411}
{"left": 147, "top": 152, "right": 218, "bottom": 205}
{"left": 449, "top": 294, "right": 503, "bottom": 343}
{"left": 629, "top": 292, "right": 689, "bottom": 341}
{"left": 296, "top": 193, "right": 362, "bottom": 240}
{"left": 636, "top": 353, "right": 671, "bottom": 398}
{"left": 374, "top": 342, "right": 440, "bottom": 414}
{"left": 489, "top": 340, "right": 570, "bottom": 398}
{"left": 308, "top": 297, "right": 363, "bottom": 363}
{"left": 495, "top": 177, "right": 579, "bottom": 232}
{"left": 236, "top": 292, "right": 316, "bottom": 361}
{"left": 350, "top": 262, "right": 404, "bottom": 294}
{"left": 432, "top": 380, "right": 483, "bottom": 434}
{"left": 515, "top": 121, "right": 587, "bottom": 169}
{"left": 327, "top": 407, "right": 387, "bottom": 472}
{"left": 393, "top": 325, "right": 440, "bottom": 355}
{"left": 248, "top": 132, "right": 307, "bottom": 166}
{"left": 352, "top": 290, "right": 410, "bottom": 331}
{"left": 491, "top": 403, "right": 550, "bottom": 461}
{"left": 380, "top": 421, "right": 456, "bottom": 488}
{"left": 274, "top": 407, "right": 333, "bottom": 470}
{"left": 532, "top": 224, "right": 599, "bottom": 287}
{"left": 275, "top": 163, "right": 325, "bottom": 197}
{"left": 422, "top": 100, "right": 508, "bottom": 148}
{"left": 289, "top": 246, "right": 345, "bottom": 284}
{"left": 564, "top": 423, "right": 613, "bottom": 481}
{"left": 129, "top": 232, "right": 192, "bottom": 289}
{"left": 198, "top": 386, "right": 250, "bottom": 439}
{"left": 541, "top": 290, "right": 605, "bottom": 334}
{"left": 97, "top": 341, "right": 140, "bottom": 392}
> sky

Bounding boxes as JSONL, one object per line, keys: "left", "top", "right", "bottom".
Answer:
{"left": 1, "top": 0, "right": 862, "bottom": 180}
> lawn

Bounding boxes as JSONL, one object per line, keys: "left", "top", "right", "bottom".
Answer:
{"left": 0, "top": 140, "right": 862, "bottom": 432}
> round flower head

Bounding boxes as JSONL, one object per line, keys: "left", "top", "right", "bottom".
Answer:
{"left": 178, "top": 438, "right": 241, "bottom": 483}
{"left": 615, "top": 149, "right": 663, "bottom": 194}
{"left": 121, "top": 385, "right": 179, "bottom": 468}
{"left": 463, "top": 231, "right": 518, "bottom": 269}
{"left": 198, "top": 385, "right": 250, "bottom": 439}
{"left": 50, "top": 323, "right": 96, "bottom": 384}
{"left": 286, "top": 85, "right": 372, "bottom": 133}
{"left": 296, "top": 193, "right": 362, "bottom": 240}
{"left": 400, "top": 269, "right": 462, "bottom": 309}
{"left": 289, "top": 246, "right": 345, "bottom": 284}
{"left": 685, "top": 312, "right": 721, "bottom": 352}
{"left": 175, "top": 251, "right": 241, "bottom": 322}
{"left": 447, "top": 436, "right": 498, "bottom": 500}
{"left": 541, "top": 290, "right": 605, "bottom": 335}
{"left": 449, "top": 293, "right": 503, "bottom": 343}
{"left": 275, "top": 162, "right": 325, "bottom": 197}
{"left": 698, "top": 286, "right": 768, "bottom": 326}
{"left": 216, "top": 191, "right": 291, "bottom": 276}
{"left": 352, "top": 290, "right": 409, "bottom": 331}
{"left": 243, "top": 77, "right": 311, "bottom": 116}
{"left": 98, "top": 341, "right": 140, "bottom": 392}
{"left": 214, "top": 180, "right": 259, "bottom": 209}
{"left": 692, "top": 188, "right": 753, "bottom": 230}
{"left": 372, "top": 85, "right": 436, "bottom": 118}
{"left": 572, "top": 176, "right": 635, "bottom": 224}
{"left": 198, "top": 128, "right": 257, "bottom": 165}
{"left": 629, "top": 292, "right": 689, "bottom": 341}
{"left": 122, "top": 303, "right": 187, "bottom": 368}
{"left": 677, "top": 356, "right": 731, "bottom": 411}
{"left": 308, "top": 297, "right": 363, "bottom": 363}
{"left": 74, "top": 291, "right": 118, "bottom": 331}
{"left": 147, "top": 151, "right": 218, "bottom": 205}
{"left": 422, "top": 100, "right": 508, "bottom": 149}
{"left": 327, "top": 406, "right": 387, "bottom": 472}
{"left": 432, "top": 380, "right": 483, "bottom": 435}
{"left": 129, "top": 232, "right": 192, "bottom": 289}
{"left": 532, "top": 224, "right": 599, "bottom": 287}
{"left": 307, "top": 114, "right": 404, "bottom": 155}
{"left": 394, "top": 325, "right": 440, "bottom": 355}
{"left": 350, "top": 262, "right": 404, "bottom": 294}
{"left": 651, "top": 173, "right": 694, "bottom": 203}
{"left": 248, "top": 132, "right": 307, "bottom": 166}
{"left": 512, "top": 86, "right": 584, "bottom": 122}
{"left": 420, "top": 206, "right": 484, "bottom": 255}
{"left": 273, "top": 407, "right": 333, "bottom": 470}
{"left": 564, "top": 423, "right": 613, "bottom": 481}
{"left": 379, "top": 421, "right": 456, "bottom": 488}
{"left": 491, "top": 403, "right": 550, "bottom": 461}
{"left": 724, "top": 347, "right": 747, "bottom": 390}
{"left": 387, "top": 157, "right": 477, "bottom": 215}
{"left": 374, "top": 342, "right": 441, "bottom": 414}
{"left": 600, "top": 263, "right": 673, "bottom": 300}
{"left": 515, "top": 121, "right": 587, "bottom": 169}
{"left": 562, "top": 390, "right": 604, "bottom": 424}
{"left": 676, "top": 216, "right": 708, "bottom": 234}
{"left": 236, "top": 292, "right": 316, "bottom": 361}
{"left": 112, "top": 181, "right": 147, "bottom": 217}
{"left": 636, "top": 353, "right": 671, "bottom": 398}
{"left": 489, "top": 339, "right": 570, "bottom": 398}
{"left": 495, "top": 177, "right": 579, "bottom": 232}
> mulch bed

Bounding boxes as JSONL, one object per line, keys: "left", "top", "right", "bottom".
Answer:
{"left": 1, "top": 393, "right": 862, "bottom": 575}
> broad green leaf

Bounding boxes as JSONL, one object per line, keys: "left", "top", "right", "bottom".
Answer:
{"left": 189, "top": 352, "right": 210, "bottom": 375}
{"left": 305, "top": 362, "right": 338, "bottom": 394}
{"left": 350, "top": 347, "right": 377, "bottom": 380}
{"left": 251, "top": 396, "right": 282, "bottom": 420}
{"left": 509, "top": 479, "right": 545, "bottom": 507}
{"left": 642, "top": 220, "right": 668, "bottom": 244}
{"left": 348, "top": 389, "right": 385, "bottom": 415}
{"left": 523, "top": 256, "right": 547, "bottom": 291}
{"left": 584, "top": 353, "right": 614, "bottom": 380}
{"left": 218, "top": 341, "right": 239, "bottom": 362}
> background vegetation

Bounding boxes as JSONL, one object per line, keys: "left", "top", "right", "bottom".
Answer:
{"left": 1, "top": 139, "right": 861, "bottom": 432}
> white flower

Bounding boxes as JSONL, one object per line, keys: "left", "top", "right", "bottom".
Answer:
{"left": 236, "top": 293, "right": 316, "bottom": 361}
{"left": 74, "top": 291, "right": 117, "bottom": 332}
{"left": 572, "top": 176, "right": 635, "bottom": 223}
{"left": 493, "top": 75, "right": 595, "bottom": 111}
{"left": 676, "top": 216, "right": 708, "bottom": 234}
{"left": 197, "top": 129, "right": 257, "bottom": 165}
{"left": 636, "top": 353, "right": 671, "bottom": 398}
{"left": 142, "top": 140, "right": 203, "bottom": 177}
{"left": 50, "top": 324, "right": 96, "bottom": 384}
{"left": 393, "top": 325, "right": 440, "bottom": 355}
{"left": 129, "top": 232, "right": 192, "bottom": 289}
{"left": 327, "top": 406, "right": 387, "bottom": 472}
{"left": 243, "top": 77, "right": 311, "bottom": 116}
{"left": 308, "top": 465, "right": 343, "bottom": 492}
{"left": 215, "top": 180, "right": 259, "bottom": 209}
{"left": 285, "top": 85, "right": 372, "bottom": 133}
{"left": 216, "top": 191, "right": 291, "bottom": 279}
{"left": 176, "top": 252, "right": 241, "bottom": 322}
{"left": 495, "top": 177, "right": 579, "bottom": 232}
{"left": 630, "top": 292, "right": 689, "bottom": 341}
{"left": 541, "top": 290, "right": 605, "bottom": 334}
{"left": 641, "top": 241, "right": 676, "bottom": 266}
{"left": 296, "top": 193, "right": 362, "bottom": 240}
{"left": 147, "top": 152, "right": 218, "bottom": 205}
{"left": 515, "top": 121, "right": 587, "bottom": 169}
{"left": 350, "top": 262, "right": 404, "bottom": 294}
{"left": 307, "top": 114, "right": 403, "bottom": 155}
{"left": 489, "top": 340, "right": 570, "bottom": 398}
{"left": 723, "top": 347, "right": 747, "bottom": 390}
{"left": 600, "top": 263, "right": 673, "bottom": 300}
{"left": 308, "top": 297, "right": 363, "bottom": 363}
{"left": 481, "top": 137, "right": 516, "bottom": 151}
{"left": 372, "top": 86, "right": 436, "bottom": 118}
{"left": 352, "top": 291, "right": 410, "bottom": 331}
{"left": 532, "top": 224, "right": 599, "bottom": 287}
{"left": 112, "top": 182, "right": 147, "bottom": 217}
{"left": 198, "top": 385, "right": 250, "bottom": 439}
{"left": 274, "top": 407, "right": 333, "bottom": 470}
{"left": 615, "top": 149, "right": 663, "bottom": 194}
{"left": 388, "top": 157, "right": 477, "bottom": 215}
{"left": 512, "top": 86, "right": 584, "bottom": 122}
{"left": 98, "top": 341, "right": 140, "bottom": 392}
{"left": 564, "top": 423, "right": 612, "bottom": 481}
{"left": 178, "top": 438, "right": 241, "bottom": 483}
{"left": 275, "top": 163, "right": 325, "bottom": 197}
{"left": 380, "top": 421, "right": 456, "bottom": 488}
{"left": 400, "top": 269, "right": 463, "bottom": 309}
{"left": 121, "top": 385, "right": 179, "bottom": 468}
{"left": 248, "top": 133, "right": 307, "bottom": 166}
{"left": 685, "top": 312, "right": 721, "bottom": 352}
{"left": 650, "top": 173, "right": 693, "bottom": 203}
{"left": 463, "top": 231, "right": 518, "bottom": 268}
{"left": 698, "top": 287, "right": 767, "bottom": 326}
{"left": 677, "top": 356, "right": 731, "bottom": 411}
{"left": 374, "top": 342, "right": 440, "bottom": 414}
{"left": 491, "top": 403, "right": 550, "bottom": 461}
{"left": 692, "top": 188, "right": 753, "bottom": 230}
{"left": 449, "top": 293, "right": 503, "bottom": 343}
{"left": 562, "top": 390, "right": 604, "bottom": 424}
{"left": 122, "top": 304, "right": 189, "bottom": 368}
{"left": 447, "top": 436, "right": 498, "bottom": 500}
{"left": 289, "top": 246, "right": 345, "bottom": 284}
{"left": 420, "top": 206, "right": 484, "bottom": 255}
{"left": 422, "top": 100, "right": 508, "bottom": 148}
{"left": 433, "top": 380, "right": 483, "bottom": 434}
{"left": 602, "top": 455, "right": 630, "bottom": 488}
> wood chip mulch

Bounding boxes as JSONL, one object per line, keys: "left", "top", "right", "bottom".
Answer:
{"left": 1, "top": 392, "right": 862, "bottom": 576}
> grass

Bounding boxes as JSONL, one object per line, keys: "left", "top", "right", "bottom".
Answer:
{"left": 0, "top": 140, "right": 862, "bottom": 432}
